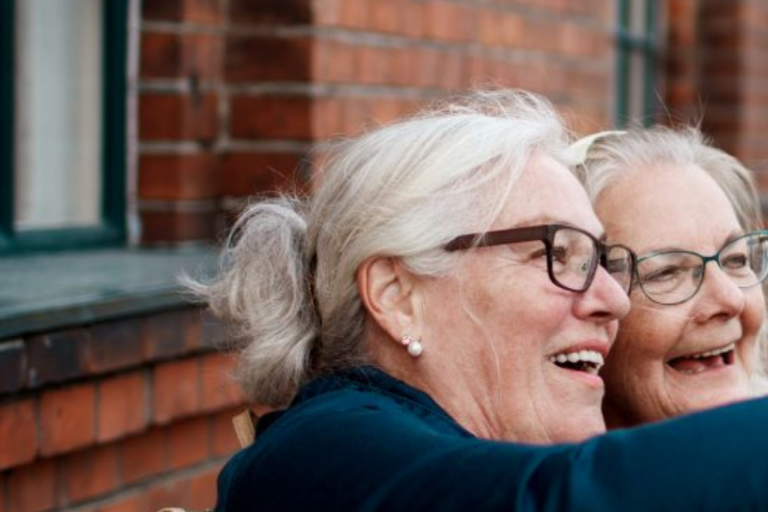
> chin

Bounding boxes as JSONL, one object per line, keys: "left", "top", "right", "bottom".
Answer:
{"left": 663, "top": 360, "right": 755, "bottom": 411}
{"left": 681, "top": 383, "right": 755, "bottom": 414}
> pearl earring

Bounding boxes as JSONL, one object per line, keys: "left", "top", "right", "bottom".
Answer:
{"left": 400, "top": 334, "right": 423, "bottom": 358}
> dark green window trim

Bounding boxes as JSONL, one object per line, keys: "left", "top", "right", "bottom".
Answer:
{"left": 0, "top": 0, "right": 14, "bottom": 253}
{"left": 0, "top": 0, "right": 128, "bottom": 254}
{"left": 615, "top": 0, "right": 659, "bottom": 127}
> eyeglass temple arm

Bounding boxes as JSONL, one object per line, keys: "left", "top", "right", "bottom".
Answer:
{"left": 445, "top": 226, "right": 550, "bottom": 252}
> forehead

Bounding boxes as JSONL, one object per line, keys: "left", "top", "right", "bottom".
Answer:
{"left": 495, "top": 153, "right": 603, "bottom": 235}
{"left": 595, "top": 163, "right": 742, "bottom": 253}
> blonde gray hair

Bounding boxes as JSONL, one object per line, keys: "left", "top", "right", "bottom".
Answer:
{"left": 189, "top": 90, "right": 571, "bottom": 406}
{"left": 572, "top": 126, "right": 762, "bottom": 232}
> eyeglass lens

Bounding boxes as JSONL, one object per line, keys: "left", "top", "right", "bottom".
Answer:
{"left": 604, "top": 245, "right": 634, "bottom": 292}
{"left": 636, "top": 231, "right": 768, "bottom": 305}
{"left": 551, "top": 228, "right": 633, "bottom": 293}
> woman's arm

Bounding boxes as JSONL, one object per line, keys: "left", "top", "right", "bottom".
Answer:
{"left": 219, "top": 395, "right": 768, "bottom": 511}
{"left": 366, "top": 397, "right": 768, "bottom": 511}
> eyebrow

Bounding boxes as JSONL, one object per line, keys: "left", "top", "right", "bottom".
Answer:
{"left": 510, "top": 216, "right": 607, "bottom": 241}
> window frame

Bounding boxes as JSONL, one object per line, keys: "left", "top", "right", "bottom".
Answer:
{"left": 0, "top": 0, "right": 128, "bottom": 254}
{"left": 615, "top": 0, "right": 660, "bottom": 127}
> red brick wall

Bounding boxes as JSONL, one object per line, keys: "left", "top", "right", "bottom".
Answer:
{"left": 724, "top": 0, "right": 768, "bottom": 170}
{"left": 136, "top": 0, "right": 618, "bottom": 246}
{"left": 664, "top": 0, "right": 768, "bottom": 208}
{"left": 0, "top": 309, "right": 243, "bottom": 512}
{"left": 666, "top": 0, "right": 768, "bottom": 163}
{"left": 137, "top": 0, "right": 225, "bottom": 245}
{"left": 665, "top": 0, "right": 700, "bottom": 122}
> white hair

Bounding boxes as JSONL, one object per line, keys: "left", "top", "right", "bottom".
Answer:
{"left": 187, "top": 89, "right": 571, "bottom": 406}
{"left": 571, "top": 126, "right": 768, "bottom": 394}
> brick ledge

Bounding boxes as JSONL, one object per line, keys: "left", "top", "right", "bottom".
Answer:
{"left": 0, "top": 247, "right": 218, "bottom": 340}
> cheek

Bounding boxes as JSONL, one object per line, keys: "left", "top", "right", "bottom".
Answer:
{"left": 480, "top": 278, "right": 574, "bottom": 358}
{"left": 742, "top": 289, "right": 766, "bottom": 334}
{"left": 615, "top": 302, "right": 687, "bottom": 360}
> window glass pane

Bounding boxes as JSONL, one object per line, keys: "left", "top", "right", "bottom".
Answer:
{"left": 627, "top": 50, "right": 647, "bottom": 122}
{"left": 629, "top": 0, "right": 648, "bottom": 36}
{"left": 15, "top": 0, "right": 103, "bottom": 231}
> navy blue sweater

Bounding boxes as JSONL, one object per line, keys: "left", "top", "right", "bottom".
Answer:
{"left": 216, "top": 366, "right": 768, "bottom": 511}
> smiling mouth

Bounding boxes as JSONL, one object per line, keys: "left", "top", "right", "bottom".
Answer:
{"left": 667, "top": 343, "right": 736, "bottom": 375}
{"left": 549, "top": 350, "right": 605, "bottom": 375}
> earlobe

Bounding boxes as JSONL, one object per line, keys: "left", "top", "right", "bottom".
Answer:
{"left": 357, "top": 257, "right": 420, "bottom": 343}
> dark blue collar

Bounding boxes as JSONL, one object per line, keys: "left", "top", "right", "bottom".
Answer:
{"left": 256, "top": 365, "right": 472, "bottom": 438}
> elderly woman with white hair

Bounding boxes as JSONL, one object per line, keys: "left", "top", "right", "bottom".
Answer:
{"left": 572, "top": 127, "right": 768, "bottom": 429}
{"left": 192, "top": 91, "right": 768, "bottom": 511}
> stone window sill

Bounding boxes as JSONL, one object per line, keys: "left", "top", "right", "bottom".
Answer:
{"left": 0, "top": 247, "right": 219, "bottom": 340}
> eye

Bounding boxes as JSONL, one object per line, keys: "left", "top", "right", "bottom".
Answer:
{"left": 551, "top": 245, "right": 569, "bottom": 264}
{"left": 721, "top": 252, "right": 748, "bottom": 269}
{"left": 500, "top": 242, "right": 547, "bottom": 265}
{"left": 642, "top": 265, "right": 684, "bottom": 284}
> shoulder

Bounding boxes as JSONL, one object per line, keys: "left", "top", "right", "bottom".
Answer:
{"left": 216, "top": 379, "right": 482, "bottom": 510}
{"left": 257, "top": 378, "right": 470, "bottom": 456}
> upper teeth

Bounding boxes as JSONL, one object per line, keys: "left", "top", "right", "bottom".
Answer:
{"left": 689, "top": 343, "right": 735, "bottom": 359}
{"left": 549, "top": 350, "right": 604, "bottom": 367}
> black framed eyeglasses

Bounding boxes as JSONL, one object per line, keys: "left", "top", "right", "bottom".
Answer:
{"left": 445, "top": 224, "right": 635, "bottom": 294}
{"left": 635, "top": 230, "right": 768, "bottom": 305}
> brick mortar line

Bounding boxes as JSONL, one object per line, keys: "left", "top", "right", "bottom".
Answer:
{"left": 699, "top": 48, "right": 749, "bottom": 58}
{"left": 141, "top": 23, "right": 612, "bottom": 73}
{"left": 222, "top": 23, "right": 614, "bottom": 51}
{"left": 704, "top": 77, "right": 768, "bottom": 88}
{"left": 0, "top": 349, "right": 217, "bottom": 407}
{"left": 470, "top": 47, "right": 610, "bottom": 70}
{"left": 136, "top": 72, "right": 611, "bottom": 102}
{"left": 141, "top": 79, "right": 615, "bottom": 102}
{"left": 735, "top": 77, "right": 768, "bottom": 85}
{"left": 319, "top": 33, "right": 611, "bottom": 73}
{"left": 139, "top": 6, "right": 610, "bottom": 37}
{"left": 139, "top": 1, "right": 608, "bottom": 33}
{"left": 138, "top": 140, "right": 313, "bottom": 154}
{"left": 725, "top": 134, "right": 768, "bottom": 142}
{"left": 138, "top": 81, "right": 220, "bottom": 94}
{"left": 703, "top": 104, "right": 757, "bottom": 114}
{"left": 143, "top": 239, "right": 219, "bottom": 251}
{"left": 315, "top": 38, "right": 611, "bottom": 74}
{"left": 140, "top": 21, "right": 225, "bottom": 35}
{"left": 221, "top": 71, "right": 611, "bottom": 98}
{"left": 218, "top": 86, "right": 232, "bottom": 145}
{"left": 545, "top": 92, "right": 610, "bottom": 109}
{"left": 742, "top": 49, "right": 768, "bottom": 61}
{"left": 223, "top": 140, "right": 314, "bottom": 153}
{"left": 433, "top": 0, "right": 612, "bottom": 27}
{"left": 699, "top": 18, "right": 763, "bottom": 31}
{"left": 137, "top": 200, "right": 219, "bottom": 213}
{"left": 223, "top": 82, "right": 437, "bottom": 98}
{"left": 139, "top": 142, "right": 213, "bottom": 154}
{"left": 135, "top": 64, "right": 607, "bottom": 95}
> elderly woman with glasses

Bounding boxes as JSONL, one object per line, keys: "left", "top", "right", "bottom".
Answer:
{"left": 572, "top": 127, "right": 768, "bottom": 429}
{"left": 192, "top": 91, "right": 768, "bottom": 511}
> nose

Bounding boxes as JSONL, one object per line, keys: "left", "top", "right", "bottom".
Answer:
{"left": 691, "top": 263, "right": 745, "bottom": 323}
{"left": 573, "top": 266, "right": 631, "bottom": 322}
